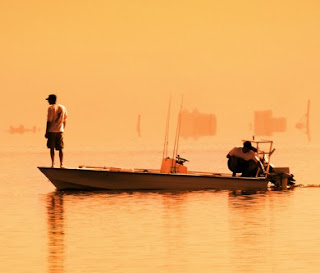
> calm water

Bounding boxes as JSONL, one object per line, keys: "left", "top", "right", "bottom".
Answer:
{"left": 1, "top": 141, "right": 320, "bottom": 273}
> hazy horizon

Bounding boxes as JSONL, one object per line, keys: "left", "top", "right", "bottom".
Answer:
{"left": 1, "top": 0, "right": 319, "bottom": 147}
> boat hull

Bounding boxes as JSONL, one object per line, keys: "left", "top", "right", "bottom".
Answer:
{"left": 38, "top": 167, "right": 269, "bottom": 192}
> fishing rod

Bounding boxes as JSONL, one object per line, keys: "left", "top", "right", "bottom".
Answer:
{"left": 162, "top": 96, "right": 171, "bottom": 159}
{"left": 171, "top": 95, "right": 184, "bottom": 172}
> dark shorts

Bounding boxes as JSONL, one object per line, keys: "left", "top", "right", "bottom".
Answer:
{"left": 228, "top": 156, "right": 258, "bottom": 177}
{"left": 47, "top": 132, "right": 64, "bottom": 150}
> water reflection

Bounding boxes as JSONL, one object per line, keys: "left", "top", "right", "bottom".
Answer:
{"left": 227, "top": 193, "right": 270, "bottom": 272}
{"left": 226, "top": 190, "right": 298, "bottom": 273}
{"left": 43, "top": 189, "right": 318, "bottom": 273}
{"left": 45, "top": 190, "right": 191, "bottom": 273}
{"left": 46, "top": 192, "right": 64, "bottom": 273}
{"left": 44, "top": 190, "right": 266, "bottom": 273}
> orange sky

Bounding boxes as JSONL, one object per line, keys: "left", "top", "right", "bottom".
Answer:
{"left": 1, "top": 0, "right": 320, "bottom": 147}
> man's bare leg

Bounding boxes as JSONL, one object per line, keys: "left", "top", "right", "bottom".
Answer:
{"left": 59, "top": 149, "right": 64, "bottom": 168}
{"left": 50, "top": 148, "right": 55, "bottom": 167}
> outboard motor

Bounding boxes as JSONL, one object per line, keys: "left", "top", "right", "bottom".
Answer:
{"left": 268, "top": 167, "right": 295, "bottom": 189}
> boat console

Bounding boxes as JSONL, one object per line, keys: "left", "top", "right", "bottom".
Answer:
{"left": 160, "top": 156, "right": 188, "bottom": 174}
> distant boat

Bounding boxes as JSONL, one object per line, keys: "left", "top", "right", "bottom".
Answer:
{"left": 253, "top": 110, "right": 286, "bottom": 136}
{"left": 8, "top": 125, "right": 40, "bottom": 134}
{"left": 295, "top": 100, "right": 311, "bottom": 141}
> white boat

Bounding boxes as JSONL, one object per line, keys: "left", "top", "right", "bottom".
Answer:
{"left": 38, "top": 166, "right": 271, "bottom": 191}
{"left": 38, "top": 100, "right": 294, "bottom": 192}
{"left": 38, "top": 138, "right": 294, "bottom": 192}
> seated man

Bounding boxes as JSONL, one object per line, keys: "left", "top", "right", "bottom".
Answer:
{"left": 227, "top": 141, "right": 259, "bottom": 177}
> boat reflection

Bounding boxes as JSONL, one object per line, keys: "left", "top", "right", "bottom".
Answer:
{"left": 45, "top": 189, "right": 280, "bottom": 272}
{"left": 46, "top": 192, "right": 65, "bottom": 273}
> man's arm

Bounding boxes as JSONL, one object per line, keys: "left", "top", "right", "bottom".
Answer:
{"left": 63, "top": 106, "right": 67, "bottom": 130}
{"left": 45, "top": 121, "right": 51, "bottom": 138}
{"left": 45, "top": 107, "right": 52, "bottom": 138}
{"left": 227, "top": 147, "right": 236, "bottom": 158}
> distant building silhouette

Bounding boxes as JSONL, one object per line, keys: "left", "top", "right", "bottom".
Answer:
{"left": 180, "top": 109, "right": 216, "bottom": 139}
{"left": 254, "top": 110, "right": 286, "bottom": 136}
{"left": 8, "top": 125, "right": 40, "bottom": 134}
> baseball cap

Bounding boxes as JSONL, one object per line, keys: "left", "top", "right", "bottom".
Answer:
{"left": 46, "top": 94, "right": 56, "bottom": 101}
{"left": 243, "top": 141, "right": 257, "bottom": 152}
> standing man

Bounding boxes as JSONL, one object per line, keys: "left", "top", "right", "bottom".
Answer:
{"left": 45, "top": 94, "right": 68, "bottom": 168}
